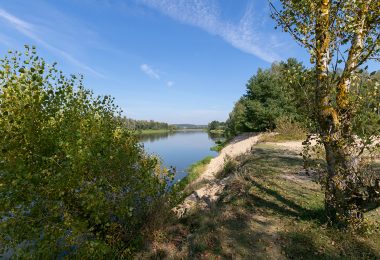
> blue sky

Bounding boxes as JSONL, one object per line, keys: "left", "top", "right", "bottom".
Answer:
{"left": 1, "top": 0, "right": 371, "bottom": 124}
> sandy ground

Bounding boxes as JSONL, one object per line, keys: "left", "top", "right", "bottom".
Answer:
{"left": 198, "top": 133, "right": 264, "bottom": 182}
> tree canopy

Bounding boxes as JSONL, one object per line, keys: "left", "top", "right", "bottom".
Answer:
{"left": 225, "top": 58, "right": 311, "bottom": 136}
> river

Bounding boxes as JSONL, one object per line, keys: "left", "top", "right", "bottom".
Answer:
{"left": 140, "top": 130, "right": 220, "bottom": 182}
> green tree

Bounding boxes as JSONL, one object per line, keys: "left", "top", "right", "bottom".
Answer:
{"left": 225, "top": 98, "right": 249, "bottom": 137}
{"left": 244, "top": 64, "right": 293, "bottom": 131}
{"left": 0, "top": 47, "right": 171, "bottom": 257}
{"left": 352, "top": 71, "right": 380, "bottom": 138}
{"left": 207, "top": 120, "right": 225, "bottom": 132}
{"left": 226, "top": 59, "right": 310, "bottom": 135}
{"left": 270, "top": 0, "right": 380, "bottom": 227}
{"left": 120, "top": 117, "right": 175, "bottom": 131}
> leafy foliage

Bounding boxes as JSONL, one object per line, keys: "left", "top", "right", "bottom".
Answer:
{"left": 226, "top": 58, "right": 311, "bottom": 136}
{"left": 352, "top": 71, "right": 380, "bottom": 139}
{"left": 0, "top": 47, "right": 172, "bottom": 258}
{"left": 207, "top": 120, "right": 225, "bottom": 134}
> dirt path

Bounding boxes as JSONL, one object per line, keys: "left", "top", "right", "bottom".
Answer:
{"left": 173, "top": 133, "right": 265, "bottom": 217}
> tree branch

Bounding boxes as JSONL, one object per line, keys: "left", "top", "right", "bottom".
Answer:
{"left": 268, "top": 1, "right": 316, "bottom": 51}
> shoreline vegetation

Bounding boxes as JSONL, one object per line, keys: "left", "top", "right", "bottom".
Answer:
{"left": 207, "top": 121, "right": 226, "bottom": 136}
{"left": 138, "top": 128, "right": 207, "bottom": 135}
{"left": 208, "top": 129, "right": 225, "bottom": 135}
{"left": 210, "top": 139, "right": 228, "bottom": 152}
{"left": 138, "top": 129, "right": 175, "bottom": 135}
{"left": 121, "top": 118, "right": 208, "bottom": 135}
{"left": 172, "top": 156, "right": 214, "bottom": 200}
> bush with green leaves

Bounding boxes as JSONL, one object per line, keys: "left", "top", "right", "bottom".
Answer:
{"left": 273, "top": 116, "right": 307, "bottom": 140}
{"left": 0, "top": 47, "right": 172, "bottom": 258}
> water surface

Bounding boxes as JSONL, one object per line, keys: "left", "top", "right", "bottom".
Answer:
{"left": 140, "top": 131, "right": 219, "bottom": 182}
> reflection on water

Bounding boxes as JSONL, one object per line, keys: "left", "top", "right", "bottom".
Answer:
{"left": 208, "top": 132, "right": 225, "bottom": 141}
{"left": 140, "top": 130, "right": 220, "bottom": 183}
{"left": 139, "top": 131, "right": 177, "bottom": 142}
{"left": 139, "top": 131, "right": 223, "bottom": 143}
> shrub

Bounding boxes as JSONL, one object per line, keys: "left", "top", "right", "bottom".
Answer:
{"left": 0, "top": 47, "right": 172, "bottom": 258}
{"left": 274, "top": 116, "right": 307, "bottom": 140}
{"left": 216, "top": 156, "right": 238, "bottom": 179}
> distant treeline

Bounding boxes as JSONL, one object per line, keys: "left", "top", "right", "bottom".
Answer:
{"left": 120, "top": 117, "right": 177, "bottom": 131}
{"left": 174, "top": 124, "right": 207, "bottom": 129}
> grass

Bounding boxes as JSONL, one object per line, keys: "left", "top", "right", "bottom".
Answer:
{"left": 260, "top": 118, "right": 308, "bottom": 142}
{"left": 260, "top": 132, "right": 306, "bottom": 142}
{"left": 215, "top": 155, "right": 238, "bottom": 179}
{"left": 210, "top": 139, "right": 228, "bottom": 152}
{"left": 137, "top": 143, "right": 380, "bottom": 259}
{"left": 171, "top": 156, "right": 214, "bottom": 198}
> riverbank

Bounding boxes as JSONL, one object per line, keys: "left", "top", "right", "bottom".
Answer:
{"left": 171, "top": 156, "right": 214, "bottom": 204}
{"left": 172, "top": 132, "right": 264, "bottom": 217}
{"left": 138, "top": 129, "right": 175, "bottom": 134}
{"left": 208, "top": 129, "right": 225, "bottom": 135}
{"left": 137, "top": 134, "right": 380, "bottom": 259}
{"left": 139, "top": 128, "right": 207, "bottom": 135}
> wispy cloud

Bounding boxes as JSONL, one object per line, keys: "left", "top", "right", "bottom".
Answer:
{"left": 140, "top": 64, "right": 176, "bottom": 87}
{"left": 140, "top": 63, "right": 160, "bottom": 79}
{"left": 139, "top": 0, "right": 280, "bottom": 62}
{"left": 0, "top": 8, "right": 104, "bottom": 78}
{"left": 0, "top": 8, "right": 32, "bottom": 31}
{"left": 166, "top": 81, "right": 174, "bottom": 87}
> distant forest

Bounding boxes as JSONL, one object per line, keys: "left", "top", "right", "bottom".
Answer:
{"left": 120, "top": 117, "right": 177, "bottom": 131}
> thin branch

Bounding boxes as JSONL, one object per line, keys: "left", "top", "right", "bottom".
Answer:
{"left": 353, "top": 34, "right": 380, "bottom": 69}
{"left": 268, "top": 1, "right": 316, "bottom": 51}
{"left": 330, "top": 47, "right": 340, "bottom": 83}
{"left": 329, "top": 0, "right": 343, "bottom": 30}
{"left": 337, "top": 3, "right": 376, "bottom": 86}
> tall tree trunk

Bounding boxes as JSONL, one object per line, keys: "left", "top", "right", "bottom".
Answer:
{"left": 322, "top": 0, "right": 373, "bottom": 227}
{"left": 324, "top": 142, "right": 364, "bottom": 227}
{"left": 314, "top": 0, "right": 364, "bottom": 227}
